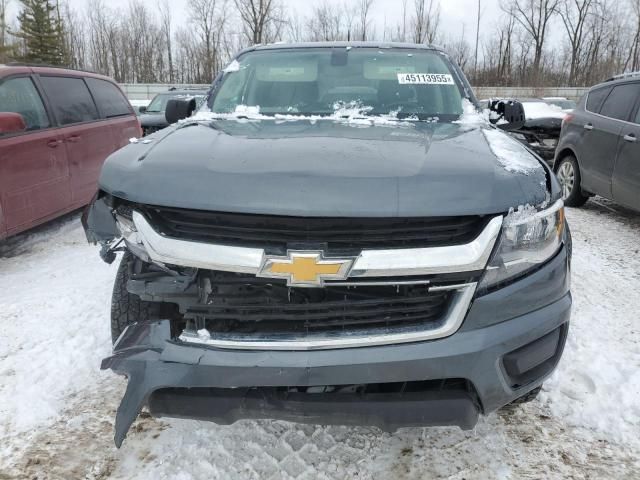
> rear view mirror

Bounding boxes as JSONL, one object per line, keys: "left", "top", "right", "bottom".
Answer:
{"left": 488, "top": 99, "right": 526, "bottom": 131}
{"left": 139, "top": 106, "right": 147, "bottom": 114}
{"left": 166, "top": 99, "right": 196, "bottom": 124}
{"left": 0, "top": 112, "right": 27, "bottom": 135}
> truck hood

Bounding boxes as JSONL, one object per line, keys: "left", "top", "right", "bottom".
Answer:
{"left": 99, "top": 119, "right": 552, "bottom": 217}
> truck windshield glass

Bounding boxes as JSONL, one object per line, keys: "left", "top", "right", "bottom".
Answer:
{"left": 210, "top": 48, "right": 465, "bottom": 121}
{"left": 146, "top": 94, "right": 174, "bottom": 113}
{"left": 148, "top": 93, "right": 205, "bottom": 113}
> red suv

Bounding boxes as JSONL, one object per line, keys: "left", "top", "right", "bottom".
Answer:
{"left": 0, "top": 65, "right": 141, "bottom": 240}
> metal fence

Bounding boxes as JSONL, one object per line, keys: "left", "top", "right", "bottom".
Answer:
{"left": 120, "top": 84, "right": 590, "bottom": 102}
{"left": 120, "top": 84, "right": 210, "bottom": 100}
{"left": 473, "top": 86, "right": 589, "bottom": 101}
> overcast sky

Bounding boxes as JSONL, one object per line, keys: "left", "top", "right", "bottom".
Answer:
{"left": 8, "top": 0, "right": 503, "bottom": 46}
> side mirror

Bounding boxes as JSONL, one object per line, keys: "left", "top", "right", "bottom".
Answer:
{"left": 0, "top": 112, "right": 27, "bottom": 135}
{"left": 488, "top": 99, "right": 526, "bottom": 131}
{"left": 138, "top": 106, "right": 147, "bottom": 114}
{"left": 166, "top": 98, "right": 196, "bottom": 124}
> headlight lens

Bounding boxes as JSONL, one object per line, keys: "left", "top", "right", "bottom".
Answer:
{"left": 115, "top": 214, "right": 151, "bottom": 263}
{"left": 480, "top": 200, "right": 565, "bottom": 289}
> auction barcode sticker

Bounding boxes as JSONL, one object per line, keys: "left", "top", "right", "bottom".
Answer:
{"left": 397, "top": 73, "right": 455, "bottom": 85}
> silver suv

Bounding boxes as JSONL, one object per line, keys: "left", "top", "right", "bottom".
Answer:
{"left": 555, "top": 73, "right": 640, "bottom": 210}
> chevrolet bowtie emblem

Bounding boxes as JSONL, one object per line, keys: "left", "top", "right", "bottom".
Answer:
{"left": 258, "top": 251, "right": 356, "bottom": 287}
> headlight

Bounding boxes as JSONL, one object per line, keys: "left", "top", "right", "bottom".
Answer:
{"left": 480, "top": 200, "right": 565, "bottom": 289}
{"left": 115, "top": 214, "right": 151, "bottom": 263}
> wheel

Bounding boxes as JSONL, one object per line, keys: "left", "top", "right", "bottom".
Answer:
{"left": 510, "top": 385, "right": 542, "bottom": 405}
{"left": 110, "top": 252, "right": 178, "bottom": 343}
{"left": 556, "top": 155, "right": 589, "bottom": 207}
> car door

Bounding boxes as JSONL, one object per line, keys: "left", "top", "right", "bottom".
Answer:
{"left": 0, "top": 197, "right": 5, "bottom": 240}
{"left": 38, "top": 75, "right": 117, "bottom": 206}
{"left": 0, "top": 75, "right": 71, "bottom": 236}
{"left": 85, "top": 77, "right": 141, "bottom": 150}
{"left": 612, "top": 87, "right": 640, "bottom": 210}
{"left": 579, "top": 85, "right": 623, "bottom": 198}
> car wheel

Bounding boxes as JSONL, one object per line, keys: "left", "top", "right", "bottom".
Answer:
{"left": 111, "top": 252, "right": 178, "bottom": 344}
{"left": 556, "top": 155, "right": 589, "bottom": 207}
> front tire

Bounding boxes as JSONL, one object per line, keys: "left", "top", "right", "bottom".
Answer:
{"left": 556, "top": 155, "right": 589, "bottom": 207}
{"left": 110, "top": 252, "right": 177, "bottom": 343}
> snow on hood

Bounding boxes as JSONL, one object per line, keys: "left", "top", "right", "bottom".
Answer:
{"left": 523, "top": 101, "right": 567, "bottom": 120}
{"left": 482, "top": 128, "right": 541, "bottom": 175}
{"left": 128, "top": 99, "right": 150, "bottom": 107}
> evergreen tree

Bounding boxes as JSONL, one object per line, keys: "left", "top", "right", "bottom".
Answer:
{"left": 12, "top": 0, "right": 66, "bottom": 65}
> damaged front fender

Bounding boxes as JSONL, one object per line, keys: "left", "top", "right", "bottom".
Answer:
{"left": 82, "top": 192, "right": 124, "bottom": 264}
{"left": 82, "top": 192, "right": 119, "bottom": 245}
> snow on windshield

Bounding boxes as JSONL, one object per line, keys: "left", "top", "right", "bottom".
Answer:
{"left": 482, "top": 127, "right": 541, "bottom": 174}
{"left": 187, "top": 103, "right": 421, "bottom": 127}
{"left": 222, "top": 59, "right": 240, "bottom": 73}
{"left": 454, "top": 98, "right": 490, "bottom": 125}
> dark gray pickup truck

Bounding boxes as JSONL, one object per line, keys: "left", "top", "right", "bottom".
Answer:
{"left": 83, "top": 42, "right": 571, "bottom": 447}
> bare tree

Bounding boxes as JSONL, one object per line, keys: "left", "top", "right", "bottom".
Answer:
{"left": 5, "top": 0, "right": 640, "bottom": 88}
{"left": 0, "top": 0, "right": 9, "bottom": 61}
{"left": 234, "top": 0, "right": 285, "bottom": 45}
{"left": 306, "top": 1, "right": 349, "bottom": 41}
{"left": 629, "top": 0, "right": 640, "bottom": 71}
{"left": 444, "top": 26, "right": 471, "bottom": 70}
{"left": 159, "top": 0, "right": 174, "bottom": 83}
{"left": 60, "top": 2, "right": 86, "bottom": 69}
{"left": 285, "top": 10, "right": 304, "bottom": 42}
{"left": 502, "top": 0, "right": 559, "bottom": 83}
{"left": 189, "top": 0, "right": 228, "bottom": 82}
{"left": 477, "top": 13, "right": 516, "bottom": 86}
{"left": 412, "top": 0, "right": 440, "bottom": 44}
{"left": 357, "top": 0, "right": 375, "bottom": 41}
{"left": 559, "top": 0, "right": 594, "bottom": 85}
{"left": 400, "top": 0, "right": 409, "bottom": 41}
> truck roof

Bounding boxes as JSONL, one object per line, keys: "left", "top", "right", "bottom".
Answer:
{"left": 240, "top": 41, "right": 445, "bottom": 55}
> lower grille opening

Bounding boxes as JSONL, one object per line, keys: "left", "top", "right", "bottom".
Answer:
{"left": 147, "top": 379, "right": 482, "bottom": 430}
{"left": 153, "top": 378, "right": 477, "bottom": 398}
{"left": 185, "top": 271, "right": 456, "bottom": 336}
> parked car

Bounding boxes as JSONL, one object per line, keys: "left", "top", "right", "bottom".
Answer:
{"left": 542, "top": 97, "right": 577, "bottom": 112}
{"left": 139, "top": 87, "right": 207, "bottom": 135}
{"left": 555, "top": 72, "right": 640, "bottom": 210}
{"left": 484, "top": 98, "right": 566, "bottom": 164}
{"left": 83, "top": 42, "right": 571, "bottom": 447}
{"left": 129, "top": 99, "right": 150, "bottom": 116}
{"left": 0, "top": 64, "right": 140, "bottom": 241}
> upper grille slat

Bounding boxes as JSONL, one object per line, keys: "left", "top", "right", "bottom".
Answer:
{"left": 140, "top": 205, "right": 488, "bottom": 251}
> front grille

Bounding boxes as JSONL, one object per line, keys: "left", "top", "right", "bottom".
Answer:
{"left": 185, "top": 272, "right": 454, "bottom": 335}
{"left": 138, "top": 204, "right": 489, "bottom": 251}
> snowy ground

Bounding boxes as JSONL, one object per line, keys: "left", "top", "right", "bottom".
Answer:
{"left": 1, "top": 198, "right": 639, "bottom": 479}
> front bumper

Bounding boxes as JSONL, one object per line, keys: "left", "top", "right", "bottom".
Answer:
{"left": 103, "top": 247, "right": 571, "bottom": 447}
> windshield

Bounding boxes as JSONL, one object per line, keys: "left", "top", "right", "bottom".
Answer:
{"left": 209, "top": 48, "right": 466, "bottom": 121}
{"left": 147, "top": 93, "right": 205, "bottom": 113}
